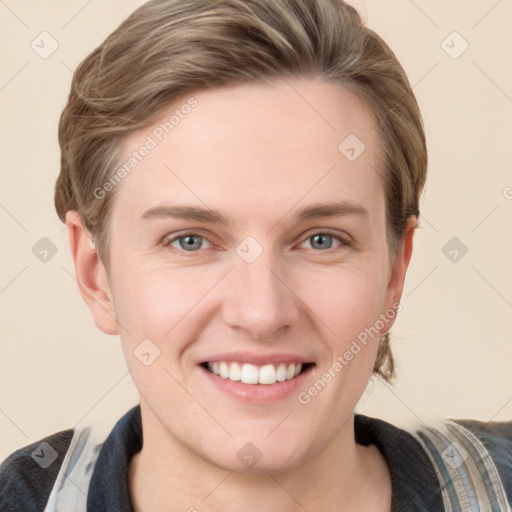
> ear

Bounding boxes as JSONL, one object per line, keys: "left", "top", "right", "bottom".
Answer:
{"left": 381, "top": 215, "right": 416, "bottom": 332}
{"left": 65, "top": 211, "right": 118, "bottom": 335}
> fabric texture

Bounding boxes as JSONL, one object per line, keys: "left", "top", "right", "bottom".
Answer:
{"left": 415, "top": 420, "right": 511, "bottom": 512}
{"left": 0, "top": 429, "right": 74, "bottom": 512}
{"left": 457, "top": 419, "right": 512, "bottom": 506}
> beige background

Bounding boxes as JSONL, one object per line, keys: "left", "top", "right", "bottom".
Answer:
{"left": 1, "top": 0, "right": 511, "bottom": 460}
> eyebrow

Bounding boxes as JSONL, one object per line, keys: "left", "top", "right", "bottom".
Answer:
{"left": 140, "top": 201, "right": 368, "bottom": 226}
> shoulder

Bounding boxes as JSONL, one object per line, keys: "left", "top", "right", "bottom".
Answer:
{"left": 354, "top": 414, "right": 446, "bottom": 511}
{"left": 455, "top": 418, "right": 512, "bottom": 504}
{"left": 415, "top": 417, "right": 512, "bottom": 510}
{"left": 0, "top": 429, "right": 74, "bottom": 512}
{"left": 355, "top": 413, "right": 512, "bottom": 511}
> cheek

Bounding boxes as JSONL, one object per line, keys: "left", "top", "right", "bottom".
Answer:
{"left": 289, "top": 268, "right": 387, "bottom": 438}
{"left": 112, "top": 267, "right": 204, "bottom": 408}
{"left": 295, "top": 264, "right": 388, "bottom": 404}
{"left": 111, "top": 264, "right": 204, "bottom": 331}
{"left": 299, "top": 264, "right": 387, "bottom": 345}
{"left": 111, "top": 264, "right": 222, "bottom": 373}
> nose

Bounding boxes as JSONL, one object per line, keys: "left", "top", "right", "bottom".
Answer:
{"left": 221, "top": 248, "right": 301, "bottom": 341}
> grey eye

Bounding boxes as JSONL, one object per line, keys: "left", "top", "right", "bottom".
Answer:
{"left": 176, "top": 235, "right": 205, "bottom": 251}
{"left": 308, "top": 233, "right": 335, "bottom": 250}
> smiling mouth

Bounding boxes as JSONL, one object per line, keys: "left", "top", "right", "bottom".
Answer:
{"left": 201, "top": 361, "right": 314, "bottom": 385}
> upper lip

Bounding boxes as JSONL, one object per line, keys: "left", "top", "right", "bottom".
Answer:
{"left": 199, "top": 351, "right": 315, "bottom": 366}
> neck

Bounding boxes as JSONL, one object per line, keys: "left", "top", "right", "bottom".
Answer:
{"left": 129, "top": 405, "right": 391, "bottom": 512}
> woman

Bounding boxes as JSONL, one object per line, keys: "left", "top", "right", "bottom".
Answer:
{"left": 1, "top": 1, "right": 510, "bottom": 510}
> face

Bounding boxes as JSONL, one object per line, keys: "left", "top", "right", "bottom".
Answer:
{"left": 73, "top": 79, "right": 413, "bottom": 473}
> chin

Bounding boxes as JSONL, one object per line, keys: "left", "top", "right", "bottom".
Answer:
{"left": 198, "top": 432, "right": 315, "bottom": 475}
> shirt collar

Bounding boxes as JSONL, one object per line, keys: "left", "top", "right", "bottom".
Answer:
{"left": 354, "top": 414, "right": 444, "bottom": 511}
{"left": 87, "top": 405, "right": 443, "bottom": 512}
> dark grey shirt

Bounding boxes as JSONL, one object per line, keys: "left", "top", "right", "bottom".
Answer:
{"left": 1, "top": 405, "right": 510, "bottom": 511}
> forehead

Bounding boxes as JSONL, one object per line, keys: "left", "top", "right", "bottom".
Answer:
{"left": 111, "top": 79, "right": 385, "bottom": 226}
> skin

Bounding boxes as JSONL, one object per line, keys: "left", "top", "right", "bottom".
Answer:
{"left": 66, "top": 79, "right": 415, "bottom": 511}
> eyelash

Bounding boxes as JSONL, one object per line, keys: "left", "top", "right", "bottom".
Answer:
{"left": 162, "top": 229, "right": 352, "bottom": 254}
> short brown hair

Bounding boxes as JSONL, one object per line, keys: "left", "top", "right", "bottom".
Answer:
{"left": 55, "top": 0, "right": 427, "bottom": 381}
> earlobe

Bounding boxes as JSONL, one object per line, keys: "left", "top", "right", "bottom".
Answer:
{"left": 65, "top": 211, "right": 119, "bottom": 335}
{"left": 382, "top": 216, "right": 416, "bottom": 328}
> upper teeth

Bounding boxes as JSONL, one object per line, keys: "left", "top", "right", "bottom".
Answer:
{"left": 207, "top": 361, "right": 303, "bottom": 385}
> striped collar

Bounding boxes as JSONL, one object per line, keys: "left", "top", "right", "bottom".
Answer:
{"left": 83, "top": 405, "right": 445, "bottom": 511}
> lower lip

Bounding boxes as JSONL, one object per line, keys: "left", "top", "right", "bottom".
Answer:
{"left": 199, "top": 365, "right": 314, "bottom": 404}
